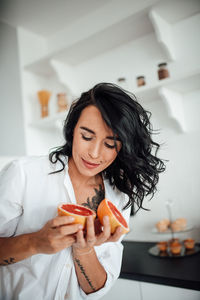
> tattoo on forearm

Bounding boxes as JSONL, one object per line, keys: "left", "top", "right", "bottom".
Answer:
{"left": 0, "top": 257, "right": 15, "bottom": 265}
{"left": 74, "top": 258, "right": 96, "bottom": 292}
{"left": 82, "top": 184, "right": 105, "bottom": 212}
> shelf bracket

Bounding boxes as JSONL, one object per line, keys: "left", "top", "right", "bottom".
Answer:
{"left": 149, "top": 9, "right": 176, "bottom": 62}
{"left": 159, "top": 87, "right": 186, "bottom": 133}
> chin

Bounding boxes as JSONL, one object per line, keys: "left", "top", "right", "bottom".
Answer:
{"left": 81, "top": 164, "right": 105, "bottom": 177}
{"left": 80, "top": 168, "right": 99, "bottom": 177}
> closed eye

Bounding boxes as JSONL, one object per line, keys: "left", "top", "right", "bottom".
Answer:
{"left": 81, "top": 134, "right": 92, "bottom": 141}
{"left": 81, "top": 133, "right": 118, "bottom": 149}
{"left": 104, "top": 142, "right": 115, "bottom": 149}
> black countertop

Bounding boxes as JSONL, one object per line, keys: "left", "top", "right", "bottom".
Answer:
{"left": 120, "top": 241, "right": 200, "bottom": 291}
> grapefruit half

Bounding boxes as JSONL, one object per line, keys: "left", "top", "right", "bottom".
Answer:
{"left": 97, "top": 198, "right": 129, "bottom": 234}
{"left": 57, "top": 203, "right": 96, "bottom": 228}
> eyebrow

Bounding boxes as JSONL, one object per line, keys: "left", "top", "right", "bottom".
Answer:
{"left": 80, "top": 126, "right": 120, "bottom": 141}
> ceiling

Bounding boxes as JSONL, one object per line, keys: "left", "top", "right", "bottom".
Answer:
{"left": 0, "top": 0, "right": 112, "bottom": 37}
{"left": 0, "top": 0, "right": 199, "bottom": 40}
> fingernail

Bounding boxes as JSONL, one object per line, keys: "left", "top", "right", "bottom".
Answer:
{"left": 69, "top": 217, "right": 75, "bottom": 221}
{"left": 78, "top": 224, "right": 83, "bottom": 229}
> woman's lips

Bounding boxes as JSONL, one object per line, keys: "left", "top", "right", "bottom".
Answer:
{"left": 82, "top": 158, "right": 100, "bottom": 169}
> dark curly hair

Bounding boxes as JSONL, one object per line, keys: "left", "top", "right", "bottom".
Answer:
{"left": 49, "top": 83, "right": 165, "bottom": 213}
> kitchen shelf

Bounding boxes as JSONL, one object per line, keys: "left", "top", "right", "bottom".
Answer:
{"left": 23, "top": 6, "right": 200, "bottom": 135}
{"left": 134, "top": 69, "right": 200, "bottom": 133}
{"left": 29, "top": 69, "right": 200, "bottom": 132}
{"left": 25, "top": 56, "right": 56, "bottom": 77}
{"left": 134, "top": 69, "right": 200, "bottom": 102}
{"left": 23, "top": 8, "right": 155, "bottom": 76}
{"left": 149, "top": 9, "right": 176, "bottom": 61}
{"left": 23, "top": 7, "right": 176, "bottom": 77}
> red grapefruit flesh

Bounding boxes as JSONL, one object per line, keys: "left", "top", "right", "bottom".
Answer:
{"left": 58, "top": 203, "right": 96, "bottom": 228}
{"left": 97, "top": 198, "right": 129, "bottom": 234}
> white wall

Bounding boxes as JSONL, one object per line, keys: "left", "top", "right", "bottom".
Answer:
{"left": 20, "top": 70, "right": 66, "bottom": 156}
{"left": 0, "top": 21, "right": 26, "bottom": 156}
{"left": 126, "top": 89, "right": 200, "bottom": 242}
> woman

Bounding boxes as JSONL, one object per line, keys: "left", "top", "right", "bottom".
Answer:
{"left": 0, "top": 83, "right": 165, "bottom": 299}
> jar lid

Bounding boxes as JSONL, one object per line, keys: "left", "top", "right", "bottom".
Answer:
{"left": 136, "top": 76, "right": 145, "bottom": 79}
{"left": 158, "top": 62, "right": 167, "bottom": 67}
{"left": 57, "top": 93, "right": 66, "bottom": 96}
{"left": 117, "top": 77, "right": 126, "bottom": 82}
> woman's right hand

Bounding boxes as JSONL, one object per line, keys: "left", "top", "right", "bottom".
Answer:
{"left": 32, "top": 216, "right": 83, "bottom": 254}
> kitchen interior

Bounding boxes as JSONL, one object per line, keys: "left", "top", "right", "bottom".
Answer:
{"left": 0, "top": 0, "right": 200, "bottom": 299}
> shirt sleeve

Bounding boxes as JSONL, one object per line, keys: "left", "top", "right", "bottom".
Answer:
{"left": 79, "top": 203, "right": 131, "bottom": 299}
{"left": 0, "top": 160, "right": 24, "bottom": 237}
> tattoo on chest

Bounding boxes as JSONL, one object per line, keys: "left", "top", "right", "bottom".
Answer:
{"left": 82, "top": 184, "right": 105, "bottom": 213}
{"left": 0, "top": 257, "right": 15, "bottom": 265}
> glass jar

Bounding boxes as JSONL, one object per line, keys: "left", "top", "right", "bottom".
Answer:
{"left": 158, "top": 63, "right": 169, "bottom": 80}
{"left": 57, "top": 93, "right": 68, "bottom": 112}
{"left": 136, "top": 76, "right": 146, "bottom": 87}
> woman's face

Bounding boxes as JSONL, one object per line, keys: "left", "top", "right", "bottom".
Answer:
{"left": 71, "top": 105, "right": 121, "bottom": 178}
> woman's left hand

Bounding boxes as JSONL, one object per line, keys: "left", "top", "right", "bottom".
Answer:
{"left": 72, "top": 215, "right": 123, "bottom": 253}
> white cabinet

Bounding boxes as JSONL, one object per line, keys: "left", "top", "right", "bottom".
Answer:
{"left": 141, "top": 282, "right": 200, "bottom": 300}
{"left": 101, "top": 279, "right": 141, "bottom": 300}
{"left": 101, "top": 279, "right": 200, "bottom": 300}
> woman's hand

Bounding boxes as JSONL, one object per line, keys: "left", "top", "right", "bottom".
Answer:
{"left": 72, "top": 215, "right": 123, "bottom": 254}
{"left": 32, "top": 216, "right": 82, "bottom": 254}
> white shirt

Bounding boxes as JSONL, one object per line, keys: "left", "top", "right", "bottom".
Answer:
{"left": 0, "top": 156, "right": 130, "bottom": 300}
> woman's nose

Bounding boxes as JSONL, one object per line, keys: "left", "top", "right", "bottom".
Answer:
{"left": 88, "top": 142, "right": 101, "bottom": 159}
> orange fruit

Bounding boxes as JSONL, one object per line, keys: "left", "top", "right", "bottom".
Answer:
{"left": 97, "top": 198, "right": 129, "bottom": 234}
{"left": 57, "top": 203, "right": 96, "bottom": 228}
